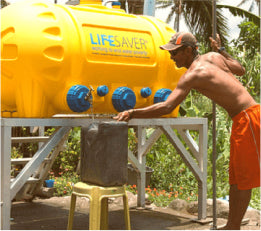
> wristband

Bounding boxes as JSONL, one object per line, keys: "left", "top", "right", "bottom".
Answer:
{"left": 218, "top": 47, "right": 225, "bottom": 53}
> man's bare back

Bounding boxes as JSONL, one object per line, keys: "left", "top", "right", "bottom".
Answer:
{"left": 183, "top": 52, "right": 257, "bottom": 117}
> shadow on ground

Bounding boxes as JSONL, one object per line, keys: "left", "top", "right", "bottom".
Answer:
{"left": 11, "top": 200, "right": 207, "bottom": 230}
{"left": 11, "top": 197, "right": 260, "bottom": 230}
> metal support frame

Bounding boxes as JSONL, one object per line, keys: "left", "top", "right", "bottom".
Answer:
{"left": 128, "top": 118, "right": 208, "bottom": 220}
{"left": 1, "top": 117, "right": 207, "bottom": 229}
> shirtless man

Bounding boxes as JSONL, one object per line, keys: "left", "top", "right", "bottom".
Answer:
{"left": 113, "top": 32, "right": 260, "bottom": 229}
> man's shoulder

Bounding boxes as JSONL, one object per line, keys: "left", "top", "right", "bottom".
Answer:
{"left": 186, "top": 56, "right": 215, "bottom": 79}
{"left": 192, "top": 52, "right": 224, "bottom": 70}
{"left": 201, "top": 51, "right": 220, "bottom": 59}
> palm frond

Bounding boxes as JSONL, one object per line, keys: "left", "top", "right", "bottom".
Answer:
{"left": 183, "top": 1, "right": 228, "bottom": 46}
{"left": 217, "top": 4, "right": 260, "bottom": 26}
{"left": 166, "top": 6, "right": 176, "bottom": 24}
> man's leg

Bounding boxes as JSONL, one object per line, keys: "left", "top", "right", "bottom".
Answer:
{"left": 224, "top": 184, "right": 252, "bottom": 230}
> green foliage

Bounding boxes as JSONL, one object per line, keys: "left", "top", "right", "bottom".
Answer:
{"left": 1, "top": 0, "right": 8, "bottom": 8}
{"left": 207, "top": 106, "right": 231, "bottom": 199}
{"left": 225, "top": 50, "right": 260, "bottom": 102}
{"left": 11, "top": 147, "right": 23, "bottom": 177}
{"left": 50, "top": 173, "right": 80, "bottom": 197}
{"left": 156, "top": 0, "right": 229, "bottom": 46}
{"left": 47, "top": 127, "right": 81, "bottom": 177}
{"left": 250, "top": 188, "right": 261, "bottom": 210}
{"left": 12, "top": 127, "right": 39, "bottom": 157}
{"left": 45, "top": 128, "right": 81, "bottom": 196}
{"left": 128, "top": 127, "right": 198, "bottom": 198}
{"left": 126, "top": 184, "right": 198, "bottom": 207}
{"left": 227, "top": 21, "right": 260, "bottom": 101}
{"left": 239, "top": 53, "right": 260, "bottom": 101}
{"left": 232, "top": 20, "right": 260, "bottom": 54}
{"left": 11, "top": 147, "right": 23, "bottom": 159}
{"left": 146, "top": 133, "right": 198, "bottom": 194}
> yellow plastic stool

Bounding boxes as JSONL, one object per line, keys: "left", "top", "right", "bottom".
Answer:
{"left": 67, "top": 182, "right": 131, "bottom": 230}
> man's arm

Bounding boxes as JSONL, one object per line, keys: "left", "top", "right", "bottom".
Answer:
{"left": 209, "top": 35, "right": 245, "bottom": 76}
{"left": 113, "top": 74, "right": 192, "bottom": 121}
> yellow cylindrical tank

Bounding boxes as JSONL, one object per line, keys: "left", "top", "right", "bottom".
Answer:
{"left": 1, "top": 0, "right": 186, "bottom": 118}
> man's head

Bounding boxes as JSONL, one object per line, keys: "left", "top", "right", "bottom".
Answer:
{"left": 160, "top": 32, "right": 198, "bottom": 68}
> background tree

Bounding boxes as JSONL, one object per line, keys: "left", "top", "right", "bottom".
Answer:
{"left": 230, "top": 20, "right": 260, "bottom": 100}
{"left": 216, "top": 4, "right": 260, "bottom": 27}
{"left": 156, "top": 0, "right": 228, "bottom": 47}
{"left": 156, "top": 0, "right": 260, "bottom": 49}
{"left": 1, "top": 0, "right": 8, "bottom": 8}
{"left": 119, "top": 0, "right": 144, "bottom": 14}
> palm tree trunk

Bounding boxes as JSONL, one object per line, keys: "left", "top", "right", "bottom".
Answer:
{"left": 174, "top": 0, "right": 182, "bottom": 32}
{"left": 253, "top": 0, "right": 260, "bottom": 15}
{"left": 177, "top": 14, "right": 180, "bottom": 32}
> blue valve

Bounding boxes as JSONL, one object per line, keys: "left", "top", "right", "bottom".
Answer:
{"left": 97, "top": 85, "right": 109, "bottom": 96}
{"left": 154, "top": 88, "right": 172, "bottom": 103}
{"left": 140, "top": 87, "right": 152, "bottom": 98}
{"left": 66, "top": 85, "right": 91, "bottom": 112}
{"left": 112, "top": 87, "right": 136, "bottom": 112}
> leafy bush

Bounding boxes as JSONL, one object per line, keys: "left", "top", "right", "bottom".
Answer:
{"left": 230, "top": 20, "right": 260, "bottom": 100}
{"left": 50, "top": 173, "right": 80, "bottom": 197}
{"left": 46, "top": 127, "right": 81, "bottom": 197}
{"left": 232, "top": 20, "right": 260, "bottom": 56}
{"left": 47, "top": 127, "right": 81, "bottom": 177}
{"left": 126, "top": 184, "right": 198, "bottom": 207}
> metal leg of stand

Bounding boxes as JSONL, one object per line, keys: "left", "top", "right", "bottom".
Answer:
{"left": 199, "top": 122, "right": 208, "bottom": 220}
{"left": 1, "top": 125, "right": 12, "bottom": 230}
{"left": 137, "top": 155, "right": 146, "bottom": 208}
{"left": 161, "top": 125, "right": 208, "bottom": 221}
{"left": 137, "top": 127, "right": 146, "bottom": 208}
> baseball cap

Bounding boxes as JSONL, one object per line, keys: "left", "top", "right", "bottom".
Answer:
{"left": 160, "top": 32, "right": 198, "bottom": 51}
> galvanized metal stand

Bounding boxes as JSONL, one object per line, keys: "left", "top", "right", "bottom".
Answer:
{"left": 128, "top": 118, "right": 208, "bottom": 221}
{"left": 1, "top": 117, "right": 207, "bottom": 230}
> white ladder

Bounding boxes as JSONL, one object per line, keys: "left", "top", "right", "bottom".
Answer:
{"left": 10, "top": 127, "right": 71, "bottom": 201}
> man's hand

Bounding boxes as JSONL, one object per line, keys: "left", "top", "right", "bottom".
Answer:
{"left": 113, "top": 109, "right": 133, "bottom": 122}
{"left": 209, "top": 34, "right": 221, "bottom": 52}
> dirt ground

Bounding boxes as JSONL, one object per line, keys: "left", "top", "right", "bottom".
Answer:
{"left": 10, "top": 193, "right": 260, "bottom": 230}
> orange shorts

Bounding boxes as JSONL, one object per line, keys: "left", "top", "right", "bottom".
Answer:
{"left": 230, "top": 104, "right": 260, "bottom": 190}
